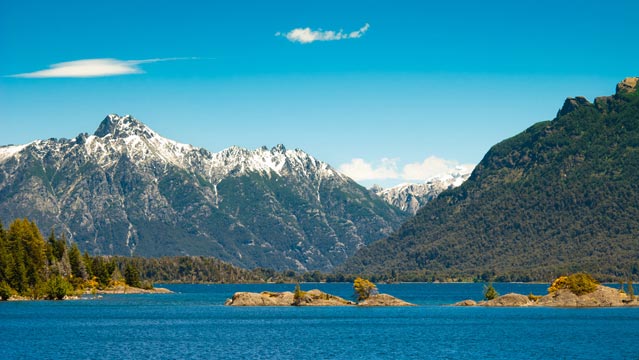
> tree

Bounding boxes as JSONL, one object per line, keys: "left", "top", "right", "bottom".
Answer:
{"left": 293, "top": 282, "right": 305, "bottom": 306}
{"left": 0, "top": 281, "right": 13, "bottom": 300}
{"left": 353, "top": 277, "right": 378, "bottom": 301}
{"left": 628, "top": 278, "right": 635, "bottom": 301}
{"left": 45, "top": 275, "right": 73, "bottom": 300}
{"left": 484, "top": 283, "right": 499, "bottom": 300}
{"left": 124, "top": 263, "right": 141, "bottom": 288}
{"left": 68, "top": 242, "right": 86, "bottom": 280}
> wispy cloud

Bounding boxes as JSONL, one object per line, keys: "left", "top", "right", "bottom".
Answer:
{"left": 8, "top": 57, "right": 199, "bottom": 78}
{"left": 277, "top": 23, "right": 370, "bottom": 44}
{"left": 339, "top": 156, "right": 475, "bottom": 183}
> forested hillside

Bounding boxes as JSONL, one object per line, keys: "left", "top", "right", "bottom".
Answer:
{"left": 342, "top": 78, "right": 639, "bottom": 282}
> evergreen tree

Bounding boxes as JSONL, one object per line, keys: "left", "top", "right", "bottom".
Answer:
{"left": 68, "top": 242, "right": 86, "bottom": 280}
{"left": 124, "top": 263, "right": 141, "bottom": 288}
{"left": 82, "top": 251, "right": 93, "bottom": 278}
{"left": 0, "top": 221, "right": 9, "bottom": 285}
{"left": 484, "top": 283, "right": 499, "bottom": 300}
{"left": 628, "top": 278, "right": 635, "bottom": 301}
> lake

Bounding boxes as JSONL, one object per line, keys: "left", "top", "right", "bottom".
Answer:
{"left": 1, "top": 283, "right": 637, "bottom": 359}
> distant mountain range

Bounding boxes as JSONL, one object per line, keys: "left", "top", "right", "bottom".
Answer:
{"left": 372, "top": 167, "right": 473, "bottom": 215}
{"left": 0, "top": 114, "right": 407, "bottom": 271}
{"left": 343, "top": 77, "right": 639, "bottom": 281}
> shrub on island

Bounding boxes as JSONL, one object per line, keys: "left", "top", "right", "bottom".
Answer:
{"left": 548, "top": 273, "right": 599, "bottom": 296}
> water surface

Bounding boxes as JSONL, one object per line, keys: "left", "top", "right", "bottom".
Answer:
{"left": 1, "top": 283, "right": 637, "bottom": 359}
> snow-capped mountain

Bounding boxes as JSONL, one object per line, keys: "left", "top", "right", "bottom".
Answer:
{"left": 373, "top": 167, "right": 473, "bottom": 215}
{"left": 0, "top": 114, "right": 407, "bottom": 271}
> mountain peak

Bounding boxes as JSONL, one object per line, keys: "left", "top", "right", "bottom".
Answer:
{"left": 94, "top": 114, "right": 153, "bottom": 139}
{"left": 616, "top": 77, "right": 638, "bottom": 94}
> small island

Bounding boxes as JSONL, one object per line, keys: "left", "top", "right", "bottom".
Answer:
{"left": 455, "top": 273, "right": 639, "bottom": 308}
{"left": 225, "top": 277, "right": 414, "bottom": 307}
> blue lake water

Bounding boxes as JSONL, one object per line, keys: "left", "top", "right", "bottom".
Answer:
{"left": 1, "top": 283, "right": 638, "bottom": 359}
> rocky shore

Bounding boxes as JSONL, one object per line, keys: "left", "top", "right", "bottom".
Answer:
{"left": 90, "top": 285, "right": 173, "bottom": 295}
{"left": 454, "top": 285, "right": 639, "bottom": 307}
{"left": 225, "top": 289, "right": 414, "bottom": 306}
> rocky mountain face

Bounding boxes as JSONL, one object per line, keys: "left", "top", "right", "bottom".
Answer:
{"left": 343, "top": 77, "right": 639, "bottom": 281}
{"left": 0, "top": 115, "right": 407, "bottom": 271}
{"left": 373, "top": 168, "right": 473, "bottom": 215}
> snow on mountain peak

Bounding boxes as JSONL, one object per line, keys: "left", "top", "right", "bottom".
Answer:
{"left": 94, "top": 114, "right": 154, "bottom": 139}
{"left": 374, "top": 166, "right": 474, "bottom": 214}
{"left": 1, "top": 114, "right": 344, "bottom": 184}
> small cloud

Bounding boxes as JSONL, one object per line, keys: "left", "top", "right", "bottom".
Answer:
{"left": 402, "top": 156, "right": 474, "bottom": 181}
{"left": 8, "top": 57, "right": 199, "bottom": 78}
{"left": 278, "top": 23, "right": 370, "bottom": 44}
{"left": 339, "top": 157, "right": 398, "bottom": 181}
{"left": 339, "top": 156, "right": 475, "bottom": 183}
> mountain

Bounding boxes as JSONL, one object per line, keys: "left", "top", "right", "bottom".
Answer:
{"left": 373, "top": 167, "right": 473, "bottom": 215}
{"left": 342, "top": 77, "right": 639, "bottom": 281}
{"left": 0, "top": 115, "right": 407, "bottom": 271}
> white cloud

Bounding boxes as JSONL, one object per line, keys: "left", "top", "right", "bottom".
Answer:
{"left": 402, "top": 156, "right": 475, "bottom": 181}
{"left": 278, "top": 23, "right": 370, "bottom": 44}
{"left": 339, "top": 156, "right": 475, "bottom": 183}
{"left": 9, "top": 57, "right": 198, "bottom": 78}
{"left": 339, "top": 157, "right": 398, "bottom": 181}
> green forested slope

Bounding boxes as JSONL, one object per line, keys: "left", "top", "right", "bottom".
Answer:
{"left": 342, "top": 78, "right": 639, "bottom": 281}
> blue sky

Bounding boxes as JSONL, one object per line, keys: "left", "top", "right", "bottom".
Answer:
{"left": 1, "top": 0, "right": 637, "bottom": 187}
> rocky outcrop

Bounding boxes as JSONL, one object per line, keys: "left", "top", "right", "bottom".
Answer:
{"left": 225, "top": 290, "right": 413, "bottom": 306}
{"left": 557, "top": 96, "right": 591, "bottom": 116}
{"left": 224, "top": 290, "right": 356, "bottom": 306}
{"left": 535, "top": 285, "right": 634, "bottom": 307}
{"left": 453, "top": 299, "right": 477, "bottom": 306}
{"left": 455, "top": 285, "right": 639, "bottom": 308}
{"left": 357, "top": 293, "right": 415, "bottom": 306}
{"left": 481, "top": 293, "right": 532, "bottom": 307}
{"left": 224, "top": 291, "right": 295, "bottom": 306}
{"left": 616, "top": 77, "right": 638, "bottom": 94}
{"left": 92, "top": 285, "right": 172, "bottom": 295}
{"left": 294, "top": 289, "right": 356, "bottom": 306}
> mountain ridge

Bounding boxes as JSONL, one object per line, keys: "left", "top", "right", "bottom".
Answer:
{"left": 0, "top": 114, "right": 407, "bottom": 271}
{"left": 373, "top": 166, "right": 473, "bottom": 215}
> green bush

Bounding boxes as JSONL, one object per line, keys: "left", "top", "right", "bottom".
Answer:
{"left": 46, "top": 275, "right": 73, "bottom": 300}
{"left": 549, "top": 273, "right": 598, "bottom": 296}
{"left": 0, "top": 281, "right": 13, "bottom": 300}
{"left": 567, "top": 273, "right": 599, "bottom": 295}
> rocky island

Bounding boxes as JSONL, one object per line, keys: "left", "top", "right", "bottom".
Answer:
{"left": 225, "top": 278, "right": 415, "bottom": 307}
{"left": 455, "top": 274, "right": 639, "bottom": 308}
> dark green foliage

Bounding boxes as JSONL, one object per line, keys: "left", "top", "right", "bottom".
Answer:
{"left": 91, "top": 257, "right": 115, "bottom": 288}
{"left": 45, "top": 275, "right": 73, "bottom": 300}
{"left": 111, "top": 256, "right": 271, "bottom": 284}
{"left": 68, "top": 242, "right": 86, "bottom": 280}
{"left": 0, "top": 281, "right": 12, "bottom": 300}
{"left": 124, "top": 263, "right": 141, "bottom": 288}
{"left": 343, "top": 84, "right": 639, "bottom": 281}
{"left": 484, "top": 283, "right": 499, "bottom": 300}
{"left": 567, "top": 273, "right": 599, "bottom": 296}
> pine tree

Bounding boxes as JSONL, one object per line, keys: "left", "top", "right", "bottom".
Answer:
{"left": 68, "top": 242, "right": 86, "bottom": 280}
{"left": 484, "top": 283, "right": 499, "bottom": 300}
{"left": 124, "top": 263, "right": 141, "bottom": 288}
